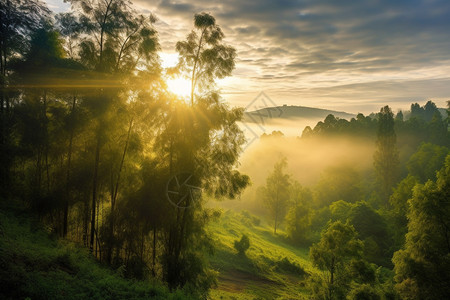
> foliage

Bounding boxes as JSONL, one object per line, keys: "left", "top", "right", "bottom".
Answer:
{"left": 1, "top": 1, "right": 250, "bottom": 297}
{"left": 314, "top": 164, "right": 362, "bottom": 207}
{"left": 0, "top": 206, "right": 195, "bottom": 300}
{"left": 348, "top": 202, "right": 392, "bottom": 267}
{"left": 347, "top": 284, "right": 381, "bottom": 300}
{"left": 374, "top": 105, "right": 400, "bottom": 205}
{"left": 310, "top": 221, "right": 363, "bottom": 299}
{"left": 274, "top": 257, "right": 306, "bottom": 276}
{"left": 234, "top": 234, "right": 250, "bottom": 255}
{"left": 175, "top": 12, "right": 236, "bottom": 105}
{"left": 406, "top": 142, "right": 449, "bottom": 183}
{"left": 392, "top": 154, "right": 450, "bottom": 299}
{"left": 286, "top": 181, "right": 312, "bottom": 244}
{"left": 259, "top": 157, "right": 291, "bottom": 234}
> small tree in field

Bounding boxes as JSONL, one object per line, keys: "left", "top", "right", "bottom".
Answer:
{"left": 260, "top": 158, "right": 291, "bottom": 234}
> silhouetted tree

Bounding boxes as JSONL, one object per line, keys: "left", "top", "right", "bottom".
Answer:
{"left": 234, "top": 234, "right": 250, "bottom": 255}
{"left": 373, "top": 105, "right": 399, "bottom": 205}
{"left": 0, "top": 0, "right": 50, "bottom": 191}
{"left": 175, "top": 12, "right": 236, "bottom": 106}
{"left": 66, "top": 0, "right": 159, "bottom": 253}
{"left": 260, "top": 158, "right": 291, "bottom": 234}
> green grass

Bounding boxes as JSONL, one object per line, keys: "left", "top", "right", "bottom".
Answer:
{"left": 0, "top": 203, "right": 193, "bottom": 300}
{"left": 0, "top": 201, "right": 317, "bottom": 299}
{"left": 207, "top": 210, "right": 315, "bottom": 299}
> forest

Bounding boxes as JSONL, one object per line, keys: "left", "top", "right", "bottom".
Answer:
{"left": 1, "top": 0, "right": 449, "bottom": 299}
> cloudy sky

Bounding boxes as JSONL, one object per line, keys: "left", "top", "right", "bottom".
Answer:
{"left": 46, "top": 0, "right": 450, "bottom": 114}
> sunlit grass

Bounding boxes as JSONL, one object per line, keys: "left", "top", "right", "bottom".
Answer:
{"left": 207, "top": 210, "right": 316, "bottom": 299}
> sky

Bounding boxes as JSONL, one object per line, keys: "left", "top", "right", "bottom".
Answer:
{"left": 45, "top": 0, "right": 450, "bottom": 114}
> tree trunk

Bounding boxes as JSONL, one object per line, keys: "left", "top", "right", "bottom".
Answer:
{"left": 152, "top": 227, "right": 156, "bottom": 277}
{"left": 274, "top": 209, "right": 278, "bottom": 234}
{"left": 90, "top": 135, "right": 101, "bottom": 252}
{"left": 107, "top": 117, "right": 133, "bottom": 263}
{"left": 329, "top": 256, "right": 335, "bottom": 300}
{"left": 63, "top": 95, "right": 77, "bottom": 237}
{"left": 43, "top": 90, "right": 50, "bottom": 194}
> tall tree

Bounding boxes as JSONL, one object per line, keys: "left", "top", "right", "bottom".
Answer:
{"left": 393, "top": 154, "right": 450, "bottom": 299}
{"left": 175, "top": 12, "right": 236, "bottom": 106}
{"left": 285, "top": 181, "right": 312, "bottom": 244}
{"left": 260, "top": 158, "right": 291, "bottom": 234}
{"left": 67, "top": 0, "right": 159, "bottom": 252}
{"left": 373, "top": 105, "right": 399, "bottom": 205}
{"left": 310, "top": 221, "right": 363, "bottom": 299}
{"left": 0, "top": 0, "right": 50, "bottom": 191}
{"left": 13, "top": 24, "right": 71, "bottom": 222}
{"left": 157, "top": 13, "right": 249, "bottom": 293}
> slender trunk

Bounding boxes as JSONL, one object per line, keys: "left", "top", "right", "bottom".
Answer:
{"left": 152, "top": 227, "right": 156, "bottom": 276}
{"left": 190, "top": 28, "right": 206, "bottom": 106}
{"left": 329, "top": 256, "right": 335, "bottom": 300}
{"left": 141, "top": 229, "right": 145, "bottom": 260}
{"left": 98, "top": 0, "right": 113, "bottom": 70}
{"left": 95, "top": 199, "right": 99, "bottom": 258}
{"left": 107, "top": 117, "right": 133, "bottom": 263}
{"left": 43, "top": 90, "right": 50, "bottom": 193}
{"left": 274, "top": 188, "right": 279, "bottom": 234}
{"left": 274, "top": 210, "right": 278, "bottom": 234}
{"left": 0, "top": 89, "right": 6, "bottom": 189}
{"left": 83, "top": 197, "right": 89, "bottom": 246}
{"left": 90, "top": 135, "right": 101, "bottom": 252}
{"left": 63, "top": 95, "right": 77, "bottom": 237}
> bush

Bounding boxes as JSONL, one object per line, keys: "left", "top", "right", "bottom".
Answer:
{"left": 234, "top": 234, "right": 250, "bottom": 255}
{"left": 240, "top": 210, "right": 261, "bottom": 227}
{"left": 275, "top": 257, "right": 306, "bottom": 276}
{"left": 347, "top": 284, "right": 381, "bottom": 300}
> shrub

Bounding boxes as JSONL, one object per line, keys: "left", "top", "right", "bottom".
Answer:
{"left": 347, "top": 284, "right": 381, "bottom": 300}
{"left": 275, "top": 257, "right": 306, "bottom": 276}
{"left": 234, "top": 234, "right": 250, "bottom": 255}
{"left": 240, "top": 210, "right": 261, "bottom": 227}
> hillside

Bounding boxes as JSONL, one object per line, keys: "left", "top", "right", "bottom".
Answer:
{"left": 243, "top": 105, "right": 355, "bottom": 123}
{"left": 208, "top": 210, "right": 312, "bottom": 299}
{"left": 0, "top": 202, "right": 192, "bottom": 300}
{"left": 0, "top": 201, "right": 314, "bottom": 300}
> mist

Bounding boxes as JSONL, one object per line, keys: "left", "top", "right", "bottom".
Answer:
{"left": 214, "top": 128, "right": 376, "bottom": 212}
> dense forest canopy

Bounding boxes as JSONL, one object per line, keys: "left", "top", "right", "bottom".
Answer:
{"left": 1, "top": 0, "right": 449, "bottom": 299}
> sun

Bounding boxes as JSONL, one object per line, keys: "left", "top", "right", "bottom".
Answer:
{"left": 160, "top": 52, "right": 192, "bottom": 99}
{"left": 166, "top": 77, "right": 192, "bottom": 98}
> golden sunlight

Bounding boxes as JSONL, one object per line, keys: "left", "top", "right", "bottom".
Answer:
{"left": 160, "top": 52, "right": 178, "bottom": 69}
{"left": 160, "top": 52, "right": 192, "bottom": 99}
{"left": 166, "top": 77, "right": 191, "bottom": 98}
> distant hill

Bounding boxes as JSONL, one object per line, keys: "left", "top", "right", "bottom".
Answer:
{"left": 243, "top": 105, "right": 355, "bottom": 123}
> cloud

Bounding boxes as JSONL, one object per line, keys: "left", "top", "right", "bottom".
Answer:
{"left": 132, "top": 0, "right": 450, "bottom": 113}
